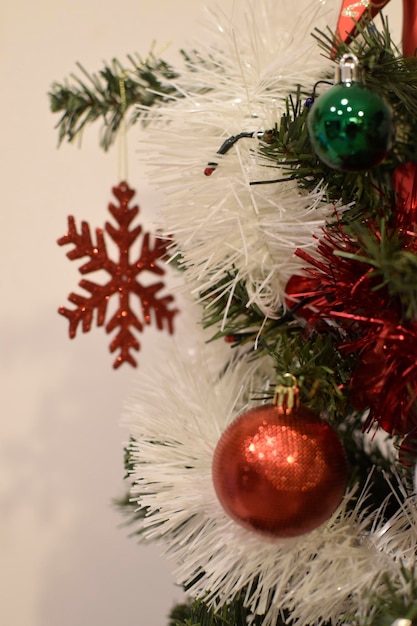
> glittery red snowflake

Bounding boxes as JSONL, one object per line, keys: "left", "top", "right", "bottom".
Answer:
{"left": 58, "top": 181, "right": 178, "bottom": 368}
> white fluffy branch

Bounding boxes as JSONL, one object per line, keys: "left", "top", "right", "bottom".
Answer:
{"left": 138, "top": 0, "right": 346, "bottom": 318}
{"left": 126, "top": 343, "right": 417, "bottom": 625}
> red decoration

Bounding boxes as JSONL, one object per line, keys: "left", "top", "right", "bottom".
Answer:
{"left": 284, "top": 180, "right": 417, "bottom": 441}
{"left": 212, "top": 403, "right": 348, "bottom": 538}
{"left": 287, "top": 223, "right": 417, "bottom": 438}
{"left": 58, "top": 182, "right": 178, "bottom": 368}
{"left": 285, "top": 273, "right": 322, "bottom": 324}
{"left": 349, "top": 322, "right": 417, "bottom": 436}
{"left": 335, "top": 0, "right": 390, "bottom": 47}
{"left": 335, "top": 1, "right": 417, "bottom": 56}
{"left": 393, "top": 162, "right": 417, "bottom": 228}
{"left": 402, "top": 0, "right": 417, "bottom": 56}
{"left": 288, "top": 224, "right": 381, "bottom": 332}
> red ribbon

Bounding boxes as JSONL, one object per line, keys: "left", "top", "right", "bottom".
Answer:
{"left": 403, "top": 0, "right": 417, "bottom": 57}
{"left": 335, "top": 1, "right": 391, "bottom": 47}
{"left": 393, "top": 162, "right": 417, "bottom": 228}
{"left": 335, "top": 0, "right": 417, "bottom": 56}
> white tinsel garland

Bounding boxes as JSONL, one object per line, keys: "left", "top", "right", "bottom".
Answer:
{"left": 126, "top": 342, "right": 417, "bottom": 626}
{"left": 127, "top": 2, "right": 417, "bottom": 624}
{"left": 138, "top": 0, "right": 348, "bottom": 321}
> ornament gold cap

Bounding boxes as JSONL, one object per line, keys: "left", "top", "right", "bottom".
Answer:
{"left": 273, "top": 374, "right": 299, "bottom": 410}
{"left": 336, "top": 53, "right": 360, "bottom": 84}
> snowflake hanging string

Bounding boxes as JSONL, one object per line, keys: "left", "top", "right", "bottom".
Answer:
{"left": 126, "top": 342, "right": 417, "bottom": 626}
{"left": 137, "top": 0, "right": 348, "bottom": 323}
{"left": 58, "top": 181, "right": 178, "bottom": 368}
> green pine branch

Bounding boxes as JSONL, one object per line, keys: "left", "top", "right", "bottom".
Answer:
{"left": 315, "top": 15, "right": 417, "bottom": 129}
{"left": 168, "top": 562, "right": 417, "bottom": 626}
{"left": 264, "top": 331, "right": 352, "bottom": 419}
{"left": 337, "top": 218, "right": 417, "bottom": 321}
{"left": 169, "top": 595, "right": 284, "bottom": 626}
{"left": 259, "top": 91, "right": 394, "bottom": 219}
{"left": 114, "top": 439, "right": 151, "bottom": 537}
{"left": 259, "top": 15, "right": 417, "bottom": 219}
{"left": 113, "top": 491, "right": 149, "bottom": 537}
{"left": 49, "top": 53, "right": 180, "bottom": 150}
{"left": 371, "top": 565, "right": 417, "bottom": 626}
{"left": 201, "top": 268, "right": 351, "bottom": 419}
{"left": 201, "top": 268, "right": 288, "bottom": 343}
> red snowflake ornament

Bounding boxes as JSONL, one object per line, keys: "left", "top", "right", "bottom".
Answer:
{"left": 58, "top": 182, "right": 178, "bottom": 368}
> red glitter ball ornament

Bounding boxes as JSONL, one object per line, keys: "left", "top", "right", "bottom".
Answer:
{"left": 285, "top": 274, "right": 323, "bottom": 325}
{"left": 212, "top": 404, "right": 348, "bottom": 538}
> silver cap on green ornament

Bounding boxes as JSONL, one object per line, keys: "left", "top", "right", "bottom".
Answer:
{"left": 335, "top": 53, "right": 360, "bottom": 84}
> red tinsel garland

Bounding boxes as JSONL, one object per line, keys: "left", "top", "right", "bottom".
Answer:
{"left": 286, "top": 165, "right": 417, "bottom": 443}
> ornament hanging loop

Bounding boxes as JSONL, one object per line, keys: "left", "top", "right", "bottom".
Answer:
{"left": 336, "top": 53, "right": 360, "bottom": 84}
{"left": 273, "top": 374, "right": 299, "bottom": 410}
{"left": 118, "top": 71, "right": 129, "bottom": 183}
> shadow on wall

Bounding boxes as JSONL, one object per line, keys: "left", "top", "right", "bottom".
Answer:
{"left": 0, "top": 310, "right": 180, "bottom": 626}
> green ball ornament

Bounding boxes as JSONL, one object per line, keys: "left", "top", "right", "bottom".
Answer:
{"left": 307, "top": 54, "right": 394, "bottom": 171}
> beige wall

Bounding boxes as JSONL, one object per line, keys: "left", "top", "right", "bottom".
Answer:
{"left": 0, "top": 2, "right": 402, "bottom": 626}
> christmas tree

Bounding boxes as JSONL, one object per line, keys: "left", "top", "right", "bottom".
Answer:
{"left": 50, "top": 1, "right": 417, "bottom": 624}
